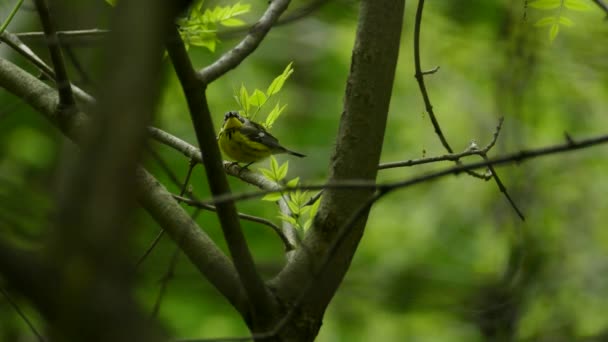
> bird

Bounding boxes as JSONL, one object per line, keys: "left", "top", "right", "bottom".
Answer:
{"left": 218, "top": 111, "right": 305, "bottom": 167}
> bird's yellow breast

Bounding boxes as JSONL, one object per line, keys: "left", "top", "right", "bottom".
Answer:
{"left": 218, "top": 118, "right": 272, "bottom": 163}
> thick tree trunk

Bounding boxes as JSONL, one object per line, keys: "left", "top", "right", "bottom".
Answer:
{"left": 269, "top": 0, "right": 405, "bottom": 340}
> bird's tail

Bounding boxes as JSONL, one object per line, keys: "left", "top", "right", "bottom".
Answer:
{"left": 286, "top": 149, "right": 306, "bottom": 158}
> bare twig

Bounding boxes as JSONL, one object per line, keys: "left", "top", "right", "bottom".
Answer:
{"left": 151, "top": 247, "right": 181, "bottom": 318}
{"left": 413, "top": 0, "right": 450, "bottom": 152}
{"left": 135, "top": 148, "right": 191, "bottom": 271}
{"left": 189, "top": 132, "right": 608, "bottom": 207}
{"left": 413, "top": 1, "right": 521, "bottom": 217}
{"left": 379, "top": 118, "right": 504, "bottom": 170}
{"left": 0, "top": 31, "right": 95, "bottom": 105}
{"left": 174, "top": 195, "right": 295, "bottom": 251}
{"left": 0, "top": 287, "right": 45, "bottom": 342}
{"left": 0, "top": 0, "right": 25, "bottom": 35}
{"left": 33, "top": 0, "right": 75, "bottom": 107}
{"left": 198, "top": 0, "right": 292, "bottom": 84}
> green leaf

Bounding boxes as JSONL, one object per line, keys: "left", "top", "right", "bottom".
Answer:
{"left": 105, "top": 0, "right": 117, "bottom": 5}
{"left": 287, "top": 199, "right": 300, "bottom": 215}
{"left": 278, "top": 213, "right": 297, "bottom": 226}
{"left": 565, "top": 0, "right": 591, "bottom": 11}
{"left": 270, "top": 155, "right": 279, "bottom": 176}
{"left": 262, "top": 192, "right": 283, "bottom": 202}
{"left": 303, "top": 219, "right": 313, "bottom": 231}
{"left": 277, "top": 161, "right": 289, "bottom": 181}
{"left": 558, "top": 16, "right": 574, "bottom": 26}
{"left": 266, "top": 62, "right": 294, "bottom": 96}
{"left": 309, "top": 196, "right": 321, "bottom": 218}
{"left": 286, "top": 177, "right": 300, "bottom": 188}
{"left": 221, "top": 18, "right": 245, "bottom": 27}
{"left": 529, "top": 0, "right": 561, "bottom": 9}
{"left": 300, "top": 205, "right": 311, "bottom": 215}
{"left": 534, "top": 16, "right": 556, "bottom": 27}
{"left": 264, "top": 103, "right": 287, "bottom": 129}
{"left": 249, "top": 89, "right": 267, "bottom": 107}
{"left": 549, "top": 23, "right": 560, "bottom": 42}
{"left": 259, "top": 167, "right": 275, "bottom": 181}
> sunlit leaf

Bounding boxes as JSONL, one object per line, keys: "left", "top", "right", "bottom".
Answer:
{"left": 534, "top": 16, "right": 556, "bottom": 27}
{"left": 565, "top": 0, "right": 591, "bottom": 11}
{"left": 259, "top": 167, "right": 274, "bottom": 181}
{"left": 549, "top": 23, "right": 560, "bottom": 42}
{"left": 266, "top": 62, "right": 294, "bottom": 96}
{"left": 221, "top": 18, "right": 245, "bottom": 27}
{"left": 277, "top": 213, "right": 297, "bottom": 225}
{"left": 262, "top": 192, "right": 283, "bottom": 202}
{"left": 529, "top": 0, "right": 561, "bottom": 9}
{"left": 264, "top": 103, "right": 287, "bottom": 129}
{"left": 287, "top": 199, "right": 300, "bottom": 214}
{"left": 309, "top": 196, "right": 321, "bottom": 218}
{"left": 286, "top": 177, "right": 300, "bottom": 188}
{"left": 558, "top": 16, "right": 574, "bottom": 26}
{"left": 270, "top": 155, "right": 279, "bottom": 177}
{"left": 249, "top": 89, "right": 267, "bottom": 107}
{"left": 277, "top": 161, "right": 289, "bottom": 181}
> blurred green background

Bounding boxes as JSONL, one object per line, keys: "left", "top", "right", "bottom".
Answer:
{"left": 1, "top": 0, "right": 607, "bottom": 341}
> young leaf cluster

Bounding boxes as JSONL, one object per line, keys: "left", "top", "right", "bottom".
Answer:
{"left": 529, "top": 0, "right": 591, "bottom": 42}
{"left": 259, "top": 156, "right": 320, "bottom": 233}
{"left": 234, "top": 62, "right": 294, "bottom": 129}
{"left": 176, "top": 0, "right": 250, "bottom": 52}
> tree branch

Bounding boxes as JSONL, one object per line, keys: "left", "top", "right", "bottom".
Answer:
{"left": 166, "top": 27, "right": 276, "bottom": 328}
{"left": 175, "top": 195, "right": 295, "bottom": 252}
{"left": 413, "top": 0, "right": 522, "bottom": 219}
{"left": 272, "top": 0, "right": 405, "bottom": 323}
{"left": 197, "top": 0, "right": 291, "bottom": 84}
{"left": 33, "top": 0, "right": 75, "bottom": 107}
{"left": 379, "top": 117, "right": 504, "bottom": 170}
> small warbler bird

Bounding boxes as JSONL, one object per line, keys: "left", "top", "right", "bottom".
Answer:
{"left": 218, "top": 111, "right": 305, "bottom": 165}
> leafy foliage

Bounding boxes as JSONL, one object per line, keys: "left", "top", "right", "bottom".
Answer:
{"left": 528, "top": 0, "right": 591, "bottom": 42}
{"left": 234, "top": 62, "right": 293, "bottom": 128}
{"left": 259, "top": 156, "right": 319, "bottom": 233}
{"left": 106, "top": 0, "right": 250, "bottom": 51}
{"left": 177, "top": 1, "right": 250, "bottom": 52}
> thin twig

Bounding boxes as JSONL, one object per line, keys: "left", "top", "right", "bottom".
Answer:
{"left": 174, "top": 195, "right": 295, "bottom": 251}
{"left": 414, "top": 0, "right": 451, "bottom": 152}
{"left": 0, "top": 287, "right": 46, "bottom": 342}
{"left": 135, "top": 149, "right": 197, "bottom": 270}
{"left": 0, "top": 0, "right": 25, "bottom": 35}
{"left": 190, "top": 132, "right": 608, "bottom": 207}
{"left": 151, "top": 246, "right": 181, "bottom": 318}
{"left": 0, "top": 31, "right": 95, "bottom": 105}
{"left": 33, "top": 0, "right": 75, "bottom": 107}
{"left": 134, "top": 229, "right": 165, "bottom": 271}
{"left": 198, "top": 0, "right": 292, "bottom": 84}
{"left": 379, "top": 118, "right": 503, "bottom": 170}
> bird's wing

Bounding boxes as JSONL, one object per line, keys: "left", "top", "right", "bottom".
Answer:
{"left": 239, "top": 120, "right": 285, "bottom": 151}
